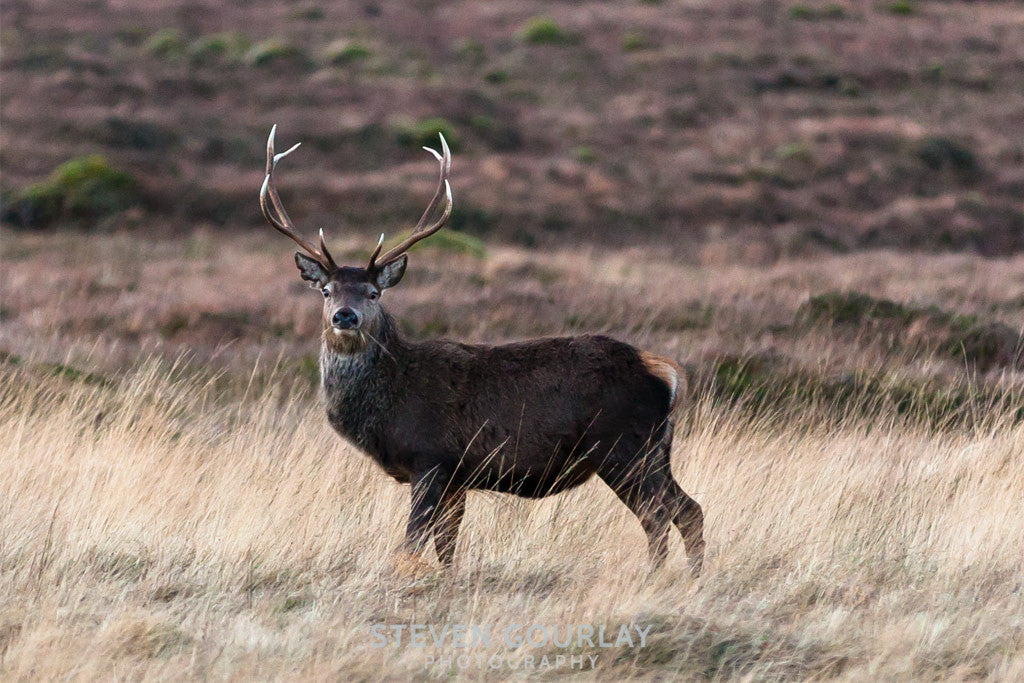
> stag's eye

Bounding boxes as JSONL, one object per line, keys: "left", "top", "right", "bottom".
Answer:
{"left": 322, "top": 287, "right": 330, "bottom": 299}
{"left": 368, "top": 291, "right": 379, "bottom": 301}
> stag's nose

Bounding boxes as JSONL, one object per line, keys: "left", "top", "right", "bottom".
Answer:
{"left": 332, "top": 307, "right": 361, "bottom": 330}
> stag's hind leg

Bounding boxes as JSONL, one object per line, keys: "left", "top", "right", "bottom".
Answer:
{"left": 598, "top": 455, "right": 674, "bottom": 571}
{"left": 658, "top": 475, "right": 705, "bottom": 576}
{"left": 654, "top": 420, "right": 705, "bottom": 576}
{"left": 599, "top": 420, "right": 705, "bottom": 576}
{"left": 603, "top": 474, "right": 673, "bottom": 570}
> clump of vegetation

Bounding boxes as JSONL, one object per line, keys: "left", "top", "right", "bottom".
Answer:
{"left": 114, "top": 25, "right": 148, "bottom": 47}
{"left": 705, "top": 353, "right": 1018, "bottom": 427}
{"left": 3, "top": 155, "right": 141, "bottom": 229}
{"left": 395, "top": 117, "right": 460, "bottom": 151}
{"left": 42, "top": 362, "right": 113, "bottom": 387}
{"left": 790, "top": 4, "right": 847, "bottom": 20}
{"left": 777, "top": 142, "right": 813, "bottom": 163}
{"left": 797, "top": 291, "right": 917, "bottom": 327}
{"left": 823, "top": 4, "right": 848, "bottom": 18}
{"left": 407, "top": 230, "right": 486, "bottom": 258}
{"left": 887, "top": 0, "right": 915, "bottom": 15}
{"left": 144, "top": 29, "right": 186, "bottom": 61}
{"left": 188, "top": 32, "right": 252, "bottom": 66}
{"left": 573, "top": 146, "right": 597, "bottom": 163}
{"left": 324, "top": 39, "right": 372, "bottom": 66}
{"left": 288, "top": 5, "right": 325, "bottom": 21}
{"left": 789, "top": 5, "right": 817, "bottom": 20}
{"left": 797, "top": 291, "right": 1023, "bottom": 370}
{"left": 484, "top": 69, "right": 509, "bottom": 84}
{"left": 112, "top": 620, "right": 192, "bottom": 659}
{"left": 622, "top": 32, "right": 648, "bottom": 52}
{"left": 520, "top": 17, "right": 571, "bottom": 46}
{"left": 942, "top": 319, "right": 1021, "bottom": 369}
{"left": 839, "top": 77, "right": 862, "bottom": 97}
{"left": 14, "top": 45, "right": 69, "bottom": 72}
{"left": 465, "top": 114, "right": 522, "bottom": 152}
{"left": 245, "top": 40, "right": 310, "bottom": 68}
{"left": 922, "top": 61, "right": 944, "bottom": 83}
{"left": 449, "top": 205, "right": 496, "bottom": 236}
{"left": 914, "top": 136, "right": 979, "bottom": 177}
{"left": 454, "top": 38, "right": 486, "bottom": 65}
{"left": 100, "top": 117, "right": 178, "bottom": 151}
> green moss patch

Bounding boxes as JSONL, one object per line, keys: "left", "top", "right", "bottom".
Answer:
{"left": 395, "top": 117, "right": 460, "bottom": 152}
{"left": 520, "top": 17, "right": 574, "bottom": 46}
{"left": 3, "top": 155, "right": 141, "bottom": 229}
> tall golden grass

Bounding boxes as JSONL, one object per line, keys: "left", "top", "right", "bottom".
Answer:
{"left": 1, "top": 354, "right": 1021, "bottom": 680}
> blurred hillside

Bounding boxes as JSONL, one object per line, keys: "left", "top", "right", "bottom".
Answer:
{"left": 2, "top": 0, "right": 1024, "bottom": 258}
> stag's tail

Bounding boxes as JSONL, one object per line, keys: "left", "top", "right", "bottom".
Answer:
{"left": 639, "top": 350, "right": 688, "bottom": 412}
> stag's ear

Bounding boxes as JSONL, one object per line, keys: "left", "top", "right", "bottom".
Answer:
{"left": 294, "top": 252, "right": 329, "bottom": 288}
{"left": 374, "top": 254, "right": 408, "bottom": 290}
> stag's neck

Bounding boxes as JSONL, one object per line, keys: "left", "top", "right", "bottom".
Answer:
{"left": 319, "top": 311, "right": 403, "bottom": 449}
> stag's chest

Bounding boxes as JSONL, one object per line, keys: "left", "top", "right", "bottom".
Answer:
{"left": 320, "top": 349, "right": 390, "bottom": 451}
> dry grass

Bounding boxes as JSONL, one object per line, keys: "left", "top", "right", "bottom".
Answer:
{"left": 2, "top": 231, "right": 1024, "bottom": 679}
{"left": 1, "top": 352, "right": 1022, "bottom": 679}
{"left": 4, "top": 1, "right": 1024, "bottom": 677}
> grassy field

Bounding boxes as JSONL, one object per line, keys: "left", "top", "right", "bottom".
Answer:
{"left": 3, "top": 1, "right": 1024, "bottom": 253}
{"left": 3, "top": 0, "right": 1024, "bottom": 679}
{"left": 2, "top": 232, "right": 1024, "bottom": 679}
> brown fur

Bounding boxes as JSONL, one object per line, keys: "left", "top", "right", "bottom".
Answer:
{"left": 639, "top": 351, "right": 685, "bottom": 410}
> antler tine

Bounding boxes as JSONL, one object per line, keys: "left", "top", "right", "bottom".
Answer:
{"left": 364, "top": 233, "right": 385, "bottom": 270}
{"left": 318, "top": 229, "right": 337, "bottom": 270}
{"left": 260, "top": 125, "right": 336, "bottom": 269}
{"left": 371, "top": 133, "right": 454, "bottom": 269}
{"left": 413, "top": 133, "right": 451, "bottom": 232}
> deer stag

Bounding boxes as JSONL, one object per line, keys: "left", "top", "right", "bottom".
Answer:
{"left": 260, "top": 125, "right": 705, "bottom": 576}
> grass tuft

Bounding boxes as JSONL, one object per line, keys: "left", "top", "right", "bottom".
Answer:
{"left": 887, "top": 0, "right": 915, "bottom": 15}
{"left": 143, "top": 28, "right": 186, "bottom": 60}
{"left": 395, "top": 117, "right": 460, "bottom": 152}
{"left": 3, "top": 155, "right": 141, "bottom": 229}
{"left": 622, "top": 32, "right": 649, "bottom": 52}
{"left": 324, "top": 39, "right": 372, "bottom": 66}
{"left": 188, "top": 32, "right": 252, "bottom": 66}
{"left": 520, "top": 17, "right": 571, "bottom": 46}
{"left": 245, "top": 40, "right": 310, "bottom": 68}
{"left": 797, "top": 291, "right": 1023, "bottom": 370}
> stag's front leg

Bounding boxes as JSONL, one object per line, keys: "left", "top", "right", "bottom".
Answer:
{"left": 434, "top": 488, "right": 466, "bottom": 568}
{"left": 393, "top": 464, "right": 450, "bottom": 579}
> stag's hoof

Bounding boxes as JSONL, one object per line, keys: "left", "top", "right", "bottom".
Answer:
{"left": 391, "top": 551, "right": 437, "bottom": 581}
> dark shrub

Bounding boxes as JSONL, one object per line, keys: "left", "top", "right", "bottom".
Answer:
{"left": 914, "top": 136, "right": 979, "bottom": 177}
{"left": 396, "top": 118, "right": 460, "bottom": 152}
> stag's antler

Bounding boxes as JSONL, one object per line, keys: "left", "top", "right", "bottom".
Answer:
{"left": 366, "top": 133, "right": 453, "bottom": 271}
{"left": 260, "top": 125, "right": 337, "bottom": 270}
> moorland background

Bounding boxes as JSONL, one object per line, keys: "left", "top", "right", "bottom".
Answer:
{"left": 2, "top": 1, "right": 1023, "bottom": 679}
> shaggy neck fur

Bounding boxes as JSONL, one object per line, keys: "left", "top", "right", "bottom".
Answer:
{"left": 319, "top": 311, "right": 401, "bottom": 451}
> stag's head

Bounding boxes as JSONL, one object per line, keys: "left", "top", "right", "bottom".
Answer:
{"left": 259, "top": 125, "right": 452, "bottom": 349}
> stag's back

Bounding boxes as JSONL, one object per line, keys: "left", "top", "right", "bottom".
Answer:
{"left": 388, "top": 335, "right": 678, "bottom": 477}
